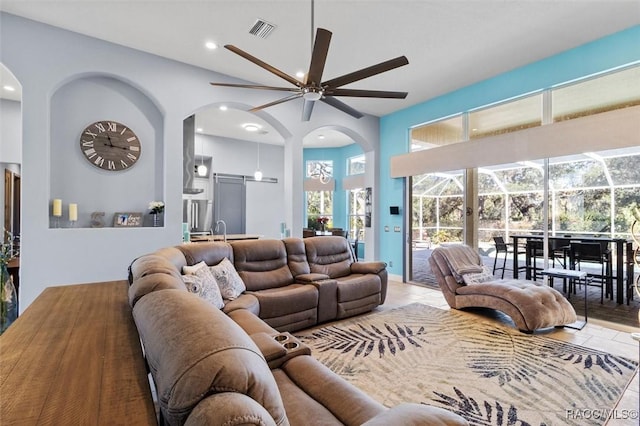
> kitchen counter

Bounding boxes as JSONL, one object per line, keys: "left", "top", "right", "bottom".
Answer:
{"left": 190, "top": 233, "right": 263, "bottom": 242}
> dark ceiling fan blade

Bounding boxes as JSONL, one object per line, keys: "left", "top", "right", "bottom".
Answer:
{"left": 210, "top": 82, "right": 300, "bottom": 92}
{"left": 306, "top": 28, "right": 332, "bottom": 85}
{"left": 301, "top": 99, "right": 316, "bottom": 122}
{"left": 321, "top": 96, "right": 363, "bottom": 119}
{"left": 322, "top": 56, "right": 409, "bottom": 89}
{"left": 328, "top": 88, "right": 408, "bottom": 99}
{"left": 225, "top": 44, "right": 302, "bottom": 87}
{"left": 249, "top": 93, "right": 302, "bottom": 112}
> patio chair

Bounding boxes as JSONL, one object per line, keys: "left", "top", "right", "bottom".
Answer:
{"left": 492, "top": 236, "right": 526, "bottom": 279}
{"left": 569, "top": 242, "right": 613, "bottom": 303}
{"left": 429, "top": 244, "right": 576, "bottom": 333}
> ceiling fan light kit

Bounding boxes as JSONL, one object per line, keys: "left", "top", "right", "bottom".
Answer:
{"left": 210, "top": 26, "right": 409, "bottom": 121}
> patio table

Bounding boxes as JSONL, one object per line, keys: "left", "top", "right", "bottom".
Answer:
{"left": 510, "top": 234, "right": 634, "bottom": 304}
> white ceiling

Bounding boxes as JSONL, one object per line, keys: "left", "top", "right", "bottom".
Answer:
{"left": 1, "top": 0, "right": 639, "bottom": 147}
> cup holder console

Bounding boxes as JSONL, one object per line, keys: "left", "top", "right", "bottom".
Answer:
{"left": 274, "top": 334, "right": 299, "bottom": 351}
{"left": 283, "top": 341, "right": 299, "bottom": 350}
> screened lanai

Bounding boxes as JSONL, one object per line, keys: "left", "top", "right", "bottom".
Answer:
{"left": 409, "top": 147, "right": 640, "bottom": 327}
{"left": 411, "top": 146, "right": 640, "bottom": 252}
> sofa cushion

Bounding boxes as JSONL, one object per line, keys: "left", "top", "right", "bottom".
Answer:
{"left": 232, "top": 239, "right": 295, "bottom": 291}
{"left": 250, "top": 284, "right": 318, "bottom": 319}
{"left": 186, "top": 393, "right": 280, "bottom": 426}
{"left": 210, "top": 258, "right": 246, "bottom": 300}
{"left": 335, "top": 274, "right": 381, "bottom": 302}
{"left": 280, "top": 355, "right": 385, "bottom": 425}
{"left": 304, "top": 236, "right": 353, "bottom": 279}
{"left": 128, "top": 272, "right": 186, "bottom": 308}
{"left": 283, "top": 237, "right": 312, "bottom": 276}
{"left": 178, "top": 241, "right": 234, "bottom": 266}
{"left": 132, "top": 290, "right": 288, "bottom": 426}
{"left": 130, "top": 254, "right": 183, "bottom": 282}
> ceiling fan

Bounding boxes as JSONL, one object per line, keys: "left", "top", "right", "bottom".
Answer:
{"left": 210, "top": 27, "right": 409, "bottom": 121}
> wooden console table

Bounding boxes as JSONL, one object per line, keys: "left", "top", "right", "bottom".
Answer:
{"left": 0, "top": 281, "right": 157, "bottom": 425}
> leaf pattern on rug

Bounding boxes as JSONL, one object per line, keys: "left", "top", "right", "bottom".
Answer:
{"left": 298, "top": 322, "right": 429, "bottom": 357}
{"left": 296, "top": 303, "right": 638, "bottom": 426}
{"left": 432, "top": 387, "right": 535, "bottom": 426}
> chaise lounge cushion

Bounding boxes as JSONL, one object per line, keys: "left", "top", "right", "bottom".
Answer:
{"left": 456, "top": 279, "right": 577, "bottom": 331}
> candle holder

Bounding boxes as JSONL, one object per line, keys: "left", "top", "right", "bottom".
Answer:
{"left": 69, "top": 220, "right": 77, "bottom": 228}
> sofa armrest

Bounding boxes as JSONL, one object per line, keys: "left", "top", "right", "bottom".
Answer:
{"left": 185, "top": 392, "right": 281, "bottom": 426}
{"left": 222, "top": 293, "right": 260, "bottom": 316}
{"left": 295, "top": 273, "right": 331, "bottom": 283}
{"left": 305, "top": 279, "right": 338, "bottom": 323}
{"left": 362, "top": 403, "right": 468, "bottom": 426}
{"left": 351, "top": 261, "right": 387, "bottom": 275}
{"left": 250, "top": 332, "right": 287, "bottom": 362}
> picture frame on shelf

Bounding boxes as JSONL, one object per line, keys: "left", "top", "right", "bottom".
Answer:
{"left": 113, "top": 212, "right": 143, "bottom": 227}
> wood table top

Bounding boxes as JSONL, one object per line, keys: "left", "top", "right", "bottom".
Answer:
{"left": 0, "top": 281, "right": 157, "bottom": 425}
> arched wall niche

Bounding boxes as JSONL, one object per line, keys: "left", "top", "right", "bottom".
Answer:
{"left": 49, "top": 73, "right": 164, "bottom": 228}
{"left": 0, "top": 62, "right": 22, "bottom": 259}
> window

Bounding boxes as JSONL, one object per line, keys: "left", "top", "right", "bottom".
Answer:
{"left": 348, "top": 189, "right": 366, "bottom": 240}
{"left": 552, "top": 66, "right": 640, "bottom": 122}
{"left": 347, "top": 155, "right": 365, "bottom": 175}
{"left": 306, "top": 191, "right": 333, "bottom": 230}
{"left": 469, "top": 93, "right": 542, "bottom": 139}
{"left": 410, "top": 115, "right": 463, "bottom": 152}
{"left": 306, "top": 160, "right": 333, "bottom": 182}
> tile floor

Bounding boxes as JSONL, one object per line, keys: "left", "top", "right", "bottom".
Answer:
{"left": 380, "top": 279, "right": 639, "bottom": 426}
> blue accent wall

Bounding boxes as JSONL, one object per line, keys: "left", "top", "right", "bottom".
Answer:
{"left": 303, "top": 144, "right": 364, "bottom": 230}
{"left": 379, "top": 25, "right": 640, "bottom": 276}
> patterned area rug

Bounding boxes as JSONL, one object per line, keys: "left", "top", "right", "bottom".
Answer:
{"left": 296, "top": 303, "right": 638, "bottom": 426}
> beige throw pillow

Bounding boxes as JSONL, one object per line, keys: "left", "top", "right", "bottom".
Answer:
{"left": 181, "top": 262, "right": 224, "bottom": 309}
{"left": 210, "top": 258, "right": 246, "bottom": 300}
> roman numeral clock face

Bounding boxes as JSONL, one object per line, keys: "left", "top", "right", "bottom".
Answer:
{"left": 79, "top": 121, "right": 141, "bottom": 171}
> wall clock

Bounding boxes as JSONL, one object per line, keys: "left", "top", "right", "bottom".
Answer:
{"left": 79, "top": 120, "right": 141, "bottom": 171}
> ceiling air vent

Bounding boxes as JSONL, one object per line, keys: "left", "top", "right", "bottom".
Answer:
{"left": 249, "top": 19, "right": 276, "bottom": 39}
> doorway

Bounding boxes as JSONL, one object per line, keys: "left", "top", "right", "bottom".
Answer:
{"left": 214, "top": 175, "right": 246, "bottom": 234}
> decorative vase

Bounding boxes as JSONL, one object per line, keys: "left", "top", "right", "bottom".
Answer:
{"left": 321, "top": 223, "right": 325, "bottom": 232}
{"left": 0, "top": 264, "right": 17, "bottom": 334}
{"left": 153, "top": 213, "right": 160, "bottom": 227}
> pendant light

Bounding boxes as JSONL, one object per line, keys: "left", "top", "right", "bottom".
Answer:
{"left": 254, "top": 141, "right": 263, "bottom": 181}
{"left": 197, "top": 139, "right": 207, "bottom": 177}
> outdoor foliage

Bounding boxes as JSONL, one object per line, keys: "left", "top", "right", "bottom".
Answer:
{"left": 412, "top": 153, "right": 640, "bottom": 245}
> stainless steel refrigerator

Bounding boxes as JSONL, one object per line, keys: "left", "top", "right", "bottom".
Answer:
{"left": 183, "top": 199, "right": 213, "bottom": 234}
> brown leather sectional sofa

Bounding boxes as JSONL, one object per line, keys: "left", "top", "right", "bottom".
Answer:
{"left": 128, "top": 236, "right": 468, "bottom": 425}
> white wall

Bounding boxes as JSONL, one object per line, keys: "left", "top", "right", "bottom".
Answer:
{"left": 0, "top": 12, "right": 380, "bottom": 311}
{"left": 0, "top": 99, "right": 21, "bottom": 163}
{"left": 198, "top": 134, "right": 285, "bottom": 239}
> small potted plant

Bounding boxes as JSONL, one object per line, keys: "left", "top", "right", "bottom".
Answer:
{"left": 317, "top": 216, "right": 329, "bottom": 232}
{"left": 148, "top": 201, "right": 165, "bottom": 227}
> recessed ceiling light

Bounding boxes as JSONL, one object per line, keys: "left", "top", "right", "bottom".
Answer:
{"left": 3, "top": 85, "right": 15, "bottom": 92}
{"left": 242, "top": 123, "right": 261, "bottom": 132}
{"left": 318, "top": 134, "right": 325, "bottom": 140}
{"left": 196, "top": 127, "right": 203, "bottom": 132}
{"left": 205, "top": 41, "right": 218, "bottom": 50}
{"left": 219, "top": 105, "right": 228, "bottom": 111}
{"left": 295, "top": 71, "right": 305, "bottom": 79}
